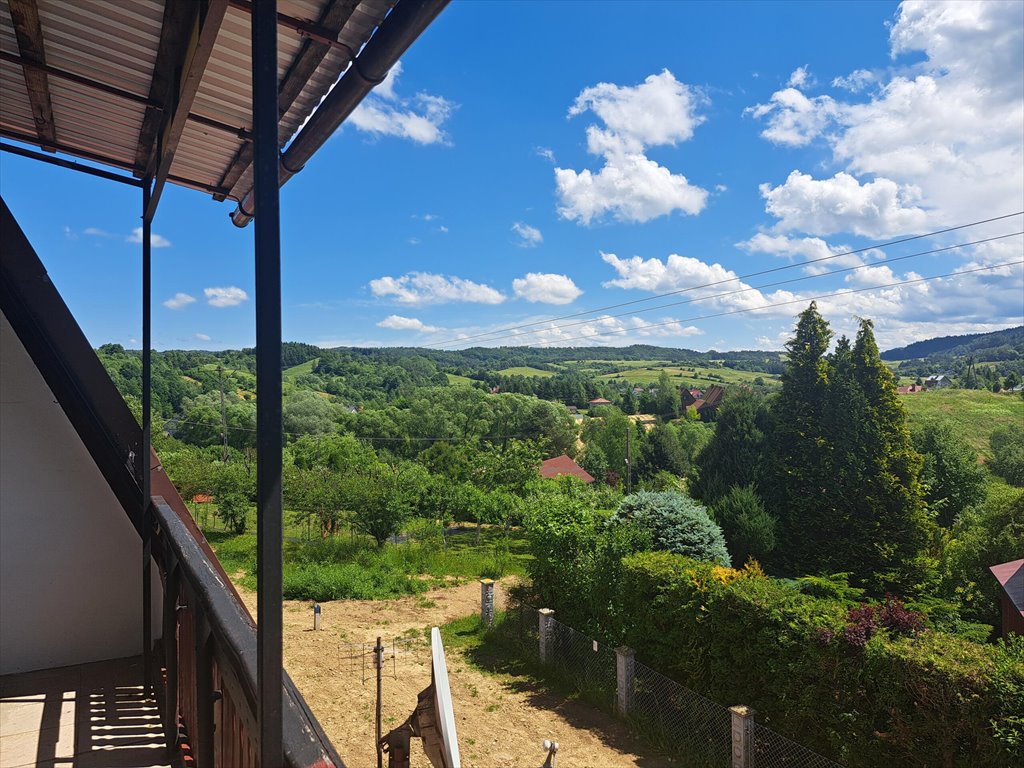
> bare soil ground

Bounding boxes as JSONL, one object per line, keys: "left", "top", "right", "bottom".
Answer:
{"left": 237, "top": 581, "right": 675, "bottom": 768}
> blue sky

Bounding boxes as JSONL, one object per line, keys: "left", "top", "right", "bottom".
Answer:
{"left": 2, "top": 0, "right": 1022, "bottom": 352}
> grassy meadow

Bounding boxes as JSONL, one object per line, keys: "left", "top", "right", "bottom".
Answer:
{"left": 599, "top": 363, "right": 780, "bottom": 387}
{"left": 496, "top": 366, "right": 556, "bottom": 377}
{"left": 902, "top": 389, "right": 1024, "bottom": 458}
{"left": 196, "top": 503, "right": 529, "bottom": 602}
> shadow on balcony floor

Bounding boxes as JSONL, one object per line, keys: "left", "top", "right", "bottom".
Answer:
{"left": 0, "top": 655, "right": 173, "bottom": 768}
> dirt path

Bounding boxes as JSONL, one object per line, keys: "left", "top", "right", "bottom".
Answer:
{"left": 238, "top": 581, "right": 675, "bottom": 768}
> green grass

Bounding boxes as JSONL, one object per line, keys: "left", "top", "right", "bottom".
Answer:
{"left": 598, "top": 364, "right": 779, "bottom": 387}
{"left": 446, "top": 372, "right": 477, "bottom": 386}
{"left": 282, "top": 358, "right": 319, "bottom": 382}
{"left": 497, "top": 366, "right": 556, "bottom": 378}
{"left": 203, "top": 521, "right": 530, "bottom": 602}
{"left": 902, "top": 389, "right": 1024, "bottom": 458}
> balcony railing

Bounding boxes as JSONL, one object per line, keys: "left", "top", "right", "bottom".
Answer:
{"left": 151, "top": 494, "right": 344, "bottom": 768}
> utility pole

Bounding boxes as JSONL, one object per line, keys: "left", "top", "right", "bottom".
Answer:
{"left": 218, "top": 363, "right": 228, "bottom": 462}
{"left": 625, "top": 424, "right": 632, "bottom": 495}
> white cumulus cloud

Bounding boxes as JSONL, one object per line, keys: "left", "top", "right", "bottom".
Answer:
{"left": 350, "top": 61, "right": 455, "bottom": 145}
{"left": 376, "top": 315, "right": 440, "bottom": 333}
{"left": 127, "top": 227, "right": 171, "bottom": 248}
{"left": 369, "top": 272, "right": 505, "bottom": 305}
{"left": 511, "top": 222, "right": 543, "bottom": 247}
{"left": 749, "top": 0, "right": 1024, "bottom": 233}
{"left": 163, "top": 292, "right": 196, "bottom": 310}
{"left": 759, "top": 171, "right": 929, "bottom": 238}
{"left": 204, "top": 286, "right": 248, "bottom": 307}
{"left": 555, "top": 70, "right": 709, "bottom": 224}
{"left": 193, "top": 333, "right": 211, "bottom": 342}
{"left": 512, "top": 273, "right": 583, "bottom": 305}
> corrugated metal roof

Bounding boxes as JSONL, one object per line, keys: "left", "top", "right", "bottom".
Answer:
{"left": 1, "top": 0, "right": 397, "bottom": 199}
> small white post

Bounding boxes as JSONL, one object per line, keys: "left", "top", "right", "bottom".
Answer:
{"left": 480, "top": 579, "right": 495, "bottom": 626}
{"left": 730, "top": 705, "right": 756, "bottom": 768}
{"left": 616, "top": 646, "right": 635, "bottom": 717}
{"left": 538, "top": 608, "right": 554, "bottom": 664}
{"left": 313, "top": 603, "right": 322, "bottom": 631}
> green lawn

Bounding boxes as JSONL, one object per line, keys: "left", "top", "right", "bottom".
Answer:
{"left": 446, "top": 372, "right": 477, "bottom": 386}
{"left": 497, "top": 366, "right": 556, "bottom": 377}
{"left": 282, "top": 357, "right": 320, "bottom": 382}
{"left": 902, "top": 389, "right": 1024, "bottom": 458}
{"left": 599, "top": 364, "right": 779, "bottom": 387}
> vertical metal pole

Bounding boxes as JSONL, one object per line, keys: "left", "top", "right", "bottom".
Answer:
{"left": 142, "top": 180, "right": 153, "bottom": 693}
{"left": 375, "top": 637, "right": 384, "bottom": 768}
{"left": 252, "top": 1, "right": 283, "bottom": 765}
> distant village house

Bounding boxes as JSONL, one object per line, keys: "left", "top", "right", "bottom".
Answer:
{"left": 924, "top": 374, "right": 952, "bottom": 389}
{"left": 896, "top": 384, "right": 925, "bottom": 394}
{"left": 587, "top": 397, "right": 612, "bottom": 408}
{"left": 990, "top": 559, "right": 1024, "bottom": 637}
{"left": 539, "top": 454, "right": 595, "bottom": 484}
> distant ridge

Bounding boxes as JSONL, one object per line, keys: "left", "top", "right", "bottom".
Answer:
{"left": 881, "top": 326, "right": 1024, "bottom": 361}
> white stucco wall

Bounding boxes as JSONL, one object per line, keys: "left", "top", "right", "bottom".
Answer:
{"left": 0, "top": 310, "right": 161, "bottom": 674}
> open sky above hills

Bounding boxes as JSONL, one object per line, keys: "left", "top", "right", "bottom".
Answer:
{"left": 2, "top": 0, "right": 1022, "bottom": 352}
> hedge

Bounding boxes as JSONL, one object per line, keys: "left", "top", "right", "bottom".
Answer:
{"left": 611, "top": 551, "right": 1023, "bottom": 768}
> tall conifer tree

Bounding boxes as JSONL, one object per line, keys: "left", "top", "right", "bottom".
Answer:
{"left": 766, "top": 302, "right": 833, "bottom": 574}
{"left": 849, "top": 319, "right": 932, "bottom": 592}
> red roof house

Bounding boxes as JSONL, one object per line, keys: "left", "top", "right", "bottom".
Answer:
{"left": 539, "top": 454, "right": 595, "bottom": 484}
{"left": 990, "top": 559, "right": 1024, "bottom": 637}
{"left": 588, "top": 397, "right": 612, "bottom": 407}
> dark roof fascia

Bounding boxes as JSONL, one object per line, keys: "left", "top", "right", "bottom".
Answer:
{"left": 0, "top": 195, "right": 143, "bottom": 535}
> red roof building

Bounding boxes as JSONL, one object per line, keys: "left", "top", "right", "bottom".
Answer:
{"left": 990, "top": 559, "right": 1024, "bottom": 637}
{"left": 588, "top": 397, "right": 612, "bottom": 407}
{"left": 539, "top": 454, "right": 595, "bottom": 484}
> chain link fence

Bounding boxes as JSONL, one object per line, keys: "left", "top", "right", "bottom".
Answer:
{"left": 493, "top": 600, "right": 845, "bottom": 768}
{"left": 545, "top": 615, "right": 618, "bottom": 709}
{"left": 631, "top": 659, "right": 732, "bottom": 766}
{"left": 753, "top": 723, "right": 846, "bottom": 768}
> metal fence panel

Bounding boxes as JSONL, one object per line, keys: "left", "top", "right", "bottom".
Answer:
{"left": 753, "top": 723, "right": 847, "bottom": 768}
{"left": 632, "top": 660, "right": 732, "bottom": 767}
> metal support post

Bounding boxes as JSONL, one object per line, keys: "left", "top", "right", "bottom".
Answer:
{"left": 141, "top": 180, "right": 153, "bottom": 693}
{"left": 253, "top": 1, "right": 284, "bottom": 764}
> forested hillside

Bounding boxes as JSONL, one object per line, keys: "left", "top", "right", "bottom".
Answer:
{"left": 882, "top": 325, "right": 1023, "bottom": 362}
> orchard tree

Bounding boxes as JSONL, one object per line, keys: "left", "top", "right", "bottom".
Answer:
{"left": 914, "top": 421, "right": 987, "bottom": 527}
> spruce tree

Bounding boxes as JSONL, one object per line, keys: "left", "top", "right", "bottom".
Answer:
{"left": 765, "top": 302, "right": 833, "bottom": 574}
{"left": 849, "top": 319, "right": 932, "bottom": 593}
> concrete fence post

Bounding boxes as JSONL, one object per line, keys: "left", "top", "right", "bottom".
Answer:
{"left": 479, "top": 579, "right": 495, "bottom": 626}
{"left": 729, "top": 705, "right": 756, "bottom": 768}
{"left": 615, "top": 646, "right": 635, "bottom": 717}
{"left": 538, "top": 608, "right": 554, "bottom": 664}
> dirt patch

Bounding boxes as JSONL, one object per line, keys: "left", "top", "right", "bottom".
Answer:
{"left": 238, "top": 581, "right": 675, "bottom": 767}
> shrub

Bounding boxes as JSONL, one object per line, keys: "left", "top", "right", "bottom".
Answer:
{"left": 612, "top": 551, "right": 1022, "bottom": 767}
{"left": 216, "top": 493, "right": 248, "bottom": 534}
{"left": 610, "top": 490, "right": 730, "bottom": 566}
{"left": 712, "top": 484, "right": 776, "bottom": 565}
{"left": 991, "top": 424, "right": 1024, "bottom": 486}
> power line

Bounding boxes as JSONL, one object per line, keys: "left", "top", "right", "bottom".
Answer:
{"left": 161, "top": 417, "right": 544, "bottom": 443}
{"left": 448, "top": 232, "right": 1023, "bottom": 348}
{"left": 423, "top": 211, "right": 1024, "bottom": 349}
{"left": 523, "top": 260, "right": 1024, "bottom": 347}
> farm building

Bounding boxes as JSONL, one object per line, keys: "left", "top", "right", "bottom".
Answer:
{"left": 539, "top": 454, "right": 595, "bottom": 484}
{"left": 990, "top": 559, "right": 1024, "bottom": 637}
{"left": 691, "top": 384, "right": 726, "bottom": 419}
{"left": 681, "top": 386, "right": 703, "bottom": 407}
{"left": 0, "top": 2, "right": 445, "bottom": 766}
{"left": 924, "top": 374, "right": 952, "bottom": 389}
{"left": 896, "top": 384, "right": 925, "bottom": 394}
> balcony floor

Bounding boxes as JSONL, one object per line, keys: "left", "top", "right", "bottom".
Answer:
{"left": 0, "top": 655, "right": 173, "bottom": 768}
